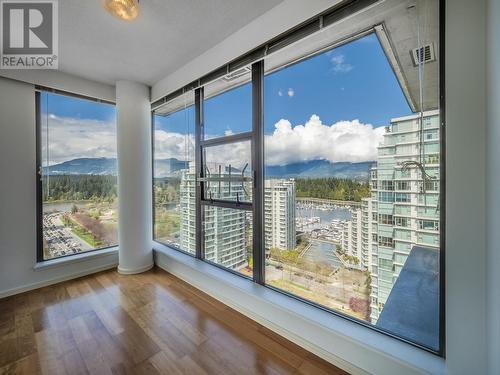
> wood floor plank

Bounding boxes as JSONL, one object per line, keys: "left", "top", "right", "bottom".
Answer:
{"left": 0, "top": 268, "right": 348, "bottom": 375}
{"left": 148, "top": 351, "right": 185, "bottom": 375}
{"left": 0, "top": 353, "right": 41, "bottom": 375}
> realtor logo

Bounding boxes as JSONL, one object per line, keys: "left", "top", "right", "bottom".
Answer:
{"left": 0, "top": 0, "right": 58, "bottom": 69}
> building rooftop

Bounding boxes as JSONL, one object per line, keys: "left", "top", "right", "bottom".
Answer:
{"left": 376, "top": 245, "right": 440, "bottom": 351}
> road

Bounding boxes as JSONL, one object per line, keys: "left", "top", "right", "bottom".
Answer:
{"left": 43, "top": 212, "right": 93, "bottom": 258}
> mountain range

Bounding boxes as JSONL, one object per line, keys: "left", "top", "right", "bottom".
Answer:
{"left": 44, "top": 157, "right": 374, "bottom": 181}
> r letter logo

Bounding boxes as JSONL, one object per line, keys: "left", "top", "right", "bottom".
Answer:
{"left": 0, "top": 0, "right": 58, "bottom": 69}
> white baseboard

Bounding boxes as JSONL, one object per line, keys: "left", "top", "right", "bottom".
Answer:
{"left": 0, "top": 262, "right": 117, "bottom": 299}
{"left": 118, "top": 262, "right": 154, "bottom": 274}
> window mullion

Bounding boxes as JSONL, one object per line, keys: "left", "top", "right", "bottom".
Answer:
{"left": 195, "top": 87, "right": 204, "bottom": 260}
{"left": 251, "top": 60, "right": 265, "bottom": 285}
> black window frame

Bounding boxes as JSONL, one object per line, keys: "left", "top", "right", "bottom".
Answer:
{"left": 151, "top": 0, "right": 446, "bottom": 357}
{"left": 35, "top": 88, "right": 117, "bottom": 263}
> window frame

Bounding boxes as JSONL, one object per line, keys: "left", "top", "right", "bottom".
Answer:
{"left": 151, "top": 0, "right": 446, "bottom": 357}
{"left": 35, "top": 88, "right": 117, "bottom": 263}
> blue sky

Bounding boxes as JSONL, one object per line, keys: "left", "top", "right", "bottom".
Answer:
{"left": 155, "top": 33, "right": 411, "bottom": 137}
{"left": 43, "top": 33, "right": 413, "bottom": 165}
{"left": 41, "top": 92, "right": 115, "bottom": 122}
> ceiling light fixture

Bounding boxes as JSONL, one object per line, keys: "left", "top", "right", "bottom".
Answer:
{"left": 103, "top": 0, "right": 140, "bottom": 21}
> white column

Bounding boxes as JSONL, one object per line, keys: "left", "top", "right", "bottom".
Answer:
{"left": 116, "top": 81, "right": 153, "bottom": 274}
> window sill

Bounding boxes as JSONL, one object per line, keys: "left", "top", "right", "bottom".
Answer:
{"left": 154, "top": 242, "right": 446, "bottom": 375}
{"left": 34, "top": 246, "right": 118, "bottom": 271}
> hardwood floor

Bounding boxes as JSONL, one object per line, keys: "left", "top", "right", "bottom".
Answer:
{"left": 0, "top": 268, "right": 348, "bottom": 375}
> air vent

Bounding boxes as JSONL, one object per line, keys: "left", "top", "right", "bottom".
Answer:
{"left": 411, "top": 43, "right": 435, "bottom": 66}
{"left": 222, "top": 67, "right": 251, "bottom": 82}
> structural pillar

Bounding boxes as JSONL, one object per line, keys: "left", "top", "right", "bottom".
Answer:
{"left": 116, "top": 81, "right": 153, "bottom": 274}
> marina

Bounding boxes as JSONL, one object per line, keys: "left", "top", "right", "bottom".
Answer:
{"left": 296, "top": 201, "right": 355, "bottom": 268}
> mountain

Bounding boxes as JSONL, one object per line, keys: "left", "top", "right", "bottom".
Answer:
{"left": 43, "top": 158, "right": 117, "bottom": 175}
{"left": 43, "top": 157, "right": 188, "bottom": 177}
{"left": 44, "top": 157, "right": 374, "bottom": 181}
{"left": 265, "top": 160, "right": 374, "bottom": 181}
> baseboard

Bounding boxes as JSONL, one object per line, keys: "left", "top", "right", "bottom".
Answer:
{"left": 0, "top": 262, "right": 118, "bottom": 299}
{"left": 155, "top": 254, "right": 367, "bottom": 375}
{"left": 117, "top": 262, "right": 154, "bottom": 274}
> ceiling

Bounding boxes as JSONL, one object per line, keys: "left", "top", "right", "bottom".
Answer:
{"left": 58, "top": 0, "right": 283, "bottom": 86}
{"left": 156, "top": 0, "right": 440, "bottom": 115}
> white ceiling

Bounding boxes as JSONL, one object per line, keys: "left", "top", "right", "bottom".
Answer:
{"left": 58, "top": 0, "right": 283, "bottom": 86}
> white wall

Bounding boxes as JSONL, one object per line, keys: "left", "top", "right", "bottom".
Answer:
{"left": 486, "top": 0, "right": 500, "bottom": 373}
{"left": 0, "top": 76, "right": 118, "bottom": 297}
{"left": 0, "top": 70, "right": 115, "bottom": 103}
{"left": 445, "top": 0, "right": 488, "bottom": 373}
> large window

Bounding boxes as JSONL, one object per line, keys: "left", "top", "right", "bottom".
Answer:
{"left": 37, "top": 91, "right": 118, "bottom": 261}
{"left": 153, "top": 93, "right": 195, "bottom": 254}
{"left": 152, "top": 0, "right": 443, "bottom": 354}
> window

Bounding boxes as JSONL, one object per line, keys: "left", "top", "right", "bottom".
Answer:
{"left": 152, "top": 92, "right": 195, "bottom": 254}
{"left": 151, "top": 0, "right": 443, "bottom": 355}
{"left": 379, "top": 192, "right": 394, "bottom": 202}
{"left": 395, "top": 181, "right": 410, "bottom": 191}
{"left": 395, "top": 217, "right": 410, "bottom": 228}
{"left": 379, "top": 214, "right": 394, "bottom": 225}
{"left": 395, "top": 193, "right": 411, "bottom": 203}
{"left": 380, "top": 180, "right": 394, "bottom": 190}
{"left": 37, "top": 91, "right": 117, "bottom": 261}
{"left": 418, "top": 219, "right": 439, "bottom": 231}
{"left": 379, "top": 236, "right": 394, "bottom": 248}
{"left": 201, "top": 77, "right": 254, "bottom": 275}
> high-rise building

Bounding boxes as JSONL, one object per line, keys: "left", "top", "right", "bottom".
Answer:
{"left": 264, "top": 179, "right": 296, "bottom": 253}
{"left": 179, "top": 163, "right": 249, "bottom": 269}
{"left": 341, "top": 197, "right": 374, "bottom": 271}
{"left": 369, "top": 110, "right": 441, "bottom": 323}
{"left": 179, "top": 166, "right": 297, "bottom": 269}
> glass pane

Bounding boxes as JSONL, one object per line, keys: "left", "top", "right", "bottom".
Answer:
{"left": 203, "top": 206, "right": 253, "bottom": 277}
{"left": 263, "top": 0, "right": 441, "bottom": 351}
{"left": 153, "top": 92, "right": 195, "bottom": 254}
{"left": 204, "top": 78, "right": 251, "bottom": 139}
{"left": 40, "top": 92, "right": 118, "bottom": 260}
{"left": 203, "top": 141, "right": 252, "bottom": 203}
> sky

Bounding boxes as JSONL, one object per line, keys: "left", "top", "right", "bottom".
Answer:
{"left": 42, "top": 33, "right": 412, "bottom": 166}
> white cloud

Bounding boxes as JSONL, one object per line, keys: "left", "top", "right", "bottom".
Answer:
{"left": 264, "top": 115, "right": 384, "bottom": 166}
{"left": 287, "top": 88, "right": 295, "bottom": 97}
{"left": 154, "top": 129, "right": 195, "bottom": 161}
{"left": 154, "top": 115, "right": 383, "bottom": 167}
{"left": 164, "top": 115, "right": 382, "bottom": 167}
{"left": 330, "top": 54, "right": 353, "bottom": 73}
{"left": 46, "top": 114, "right": 383, "bottom": 169}
{"left": 42, "top": 115, "right": 117, "bottom": 165}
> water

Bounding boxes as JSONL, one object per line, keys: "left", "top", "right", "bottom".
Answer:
{"left": 303, "top": 240, "right": 343, "bottom": 268}
{"left": 296, "top": 206, "right": 352, "bottom": 231}
{"left": 297, "top": 205, "right": 351, "bottom": 268}
{"left": 43, "top": 201, "right": 88, "bottom": 213}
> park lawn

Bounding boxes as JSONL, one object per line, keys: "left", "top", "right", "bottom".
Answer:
{"left": 155, "top": 210, "right": 180, "bottom": 239}
{"left": 268, "top": 275, "right": 367, "bottom": 320}
{"left": 72, "top": 225, "right": 100, "bottom": 247}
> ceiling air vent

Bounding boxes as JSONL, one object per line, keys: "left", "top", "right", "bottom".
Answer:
{"left": 411, "top": 43, "right": 436, "bottom": 66}
{"left": 222, "top": 66, "right": 251, "bottom": 82}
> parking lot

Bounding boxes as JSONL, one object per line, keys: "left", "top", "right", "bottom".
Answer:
{"left": 43, "top": 212, "right": 93, "bottom": 258}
